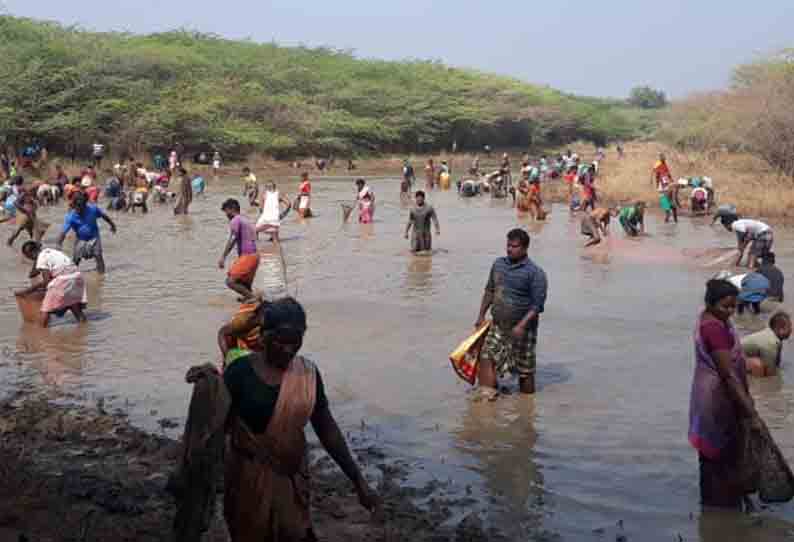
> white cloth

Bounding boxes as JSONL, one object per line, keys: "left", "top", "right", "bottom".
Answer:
{"left": 728, "top": 274, "right": 747, "bottom": 291}
{"left": 92, "top": 143, "right": 104, "bottom": 156}
{"left": 258, "top": 190, "right": 280, "bottom": 228}
{"left": 298, "top": 195, "right": 309, "bottom": 210}
{"left": 37, "top": 184, "right": 51, "bottom": 199}
{"left": 36, "top": 248, "right": 74, "bottom": 276}
{"left": 732, "top": 219, "right": 770, "bottom": 236}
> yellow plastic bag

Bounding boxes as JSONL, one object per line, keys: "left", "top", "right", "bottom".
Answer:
{"left": 439, "top": 172, "right": 451, "bottom": 190}
{"left": 449, "top": 320, "right": 491, "bottom": 385}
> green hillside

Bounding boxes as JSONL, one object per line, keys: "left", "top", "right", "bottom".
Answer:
{"left": 0, "top": 15, "right": 653, "bottom": 159}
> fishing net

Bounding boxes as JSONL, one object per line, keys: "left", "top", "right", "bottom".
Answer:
{"left": 738, "top": 419, "right": 794, "bottom": 503}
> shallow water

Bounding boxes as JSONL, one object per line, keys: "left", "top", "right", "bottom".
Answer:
{"left": 2, "top": 177, "right": 794, "bottom": 541}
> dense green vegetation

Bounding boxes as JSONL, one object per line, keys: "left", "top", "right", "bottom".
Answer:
{"left": 0, "top": 15, "right": 653, "bottom": 160}
{"left": 659, "top": 50, "right": 794, "bottom": 176}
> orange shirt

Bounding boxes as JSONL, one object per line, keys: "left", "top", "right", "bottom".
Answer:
{"left": 653, "top": 160, "right": 671, "bottom": 181}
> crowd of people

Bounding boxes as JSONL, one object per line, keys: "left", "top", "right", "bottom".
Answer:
{"left": 2, "top": 142, "right": 792, "bottom": 538}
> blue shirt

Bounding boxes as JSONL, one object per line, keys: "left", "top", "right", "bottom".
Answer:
{"left": 62, "top": 204, "right": 104, "bottom": 241}
{"left": 486, "top": 256, "right": 548, "bottom": 327}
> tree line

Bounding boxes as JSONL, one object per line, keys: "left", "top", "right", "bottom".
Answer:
{"left": 0, "top": 16, "right": 653, "bottom": 161}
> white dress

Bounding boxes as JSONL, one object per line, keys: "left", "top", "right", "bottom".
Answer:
{"left": 257, "top": 190, "right": 280, "bottom": 230}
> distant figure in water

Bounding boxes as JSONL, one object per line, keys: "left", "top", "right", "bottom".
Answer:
{"left": 731, "top": 218, "right": 773, "bottom": 268}
{"left": 219, "top": 198, "right": 259, "bottom": 302}
{"left": 212, "top": 151, "right": 222, "bottom": 177}
{"left": 689, "top": 278, "right": 763, "bottom": 511}
{"left": 652, "top": 152, "right": 672, "bottom": 190}
{"left": 14, "top": 241, "right": 87, "bottom": 327}
{"left": 242, "top": 167, "right": 259, "bottom": 208}
{"left": 296, "top": 172, "right": 312, "bottom": 218}
{"left": 618, "top": 202, "right": 645, "bottom": 237}
{"left": 690, "top": 185, "right": 710, "bottom": 216}
{"left": 742, "top": 311, "right": 791, "bottom": 377}
{"left": 475, "top": 229, "right": 548, "bottom": 396}
{"left": 256, "top": 182, "right": 291, "bottom": 243}
{"left": 191, "top": 174, "right": 206, "bottom": 196}
{"left": 660, "top": 181, "right": 681, "bottom": 223}
{"left": 401, "top": 160, "right": 415, "bottom": 200}
{"left": 6, "top": 190, "right": 49, "bottom": 247}
{"left": 355, "top": 179, "right": 375, "bottom": 221}
{"left": 581, "top": 207, "right": 615, "bottom": 247}
{"left": 173, "top": 167, "right": 193, "bottom": 215}
{"left": 358, "top": 193, "right": 374, "bottom": 224}
{"left": 404, "top": 191, "right": 440, "bottom": 252}
{"left": 425, "top": 159, "right": 435, "bottom": 190}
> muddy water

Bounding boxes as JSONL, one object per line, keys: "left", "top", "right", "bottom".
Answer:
{"left": 2, "top": 176, "right": 794, "bottom": 541}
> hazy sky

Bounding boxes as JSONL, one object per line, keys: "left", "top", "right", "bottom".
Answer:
{"left": 4, "top": 0, "right": 793, "bottom": 98}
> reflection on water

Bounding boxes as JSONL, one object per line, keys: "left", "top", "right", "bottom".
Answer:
{"left": 15, "top": 321, "right": 89, "bottom": 386}
{"left": 452, "top": 396, "right": 544, "bottom": 539}
{"left": 2, "top": 176, "right": 794, "bottom": 541}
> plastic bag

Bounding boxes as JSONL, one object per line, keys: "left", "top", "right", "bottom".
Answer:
{"left": 449, "top": 321, "right": 491, "bottom": 385}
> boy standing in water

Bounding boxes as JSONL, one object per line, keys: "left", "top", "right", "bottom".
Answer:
{"left": 404, "top": 191, "right": 440, "bottom": 252}
{"left": 219, "top": 198, "right": 259, "bottom": 302}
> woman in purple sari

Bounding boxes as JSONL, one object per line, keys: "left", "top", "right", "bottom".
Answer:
{"left": 689, "top": 279, "right": 764, "bottom": 509}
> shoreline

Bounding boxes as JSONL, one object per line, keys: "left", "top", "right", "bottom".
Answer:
{"left": 0, "top": 385, "right": 507, "bottom": 542}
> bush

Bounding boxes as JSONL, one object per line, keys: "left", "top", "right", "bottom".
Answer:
{"left": 658, "top": 50, "right": 794, "bottom": 177}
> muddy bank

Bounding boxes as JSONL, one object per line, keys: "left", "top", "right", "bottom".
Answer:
{"left": 0, "top": 387, "right": 511, "bottom": 542}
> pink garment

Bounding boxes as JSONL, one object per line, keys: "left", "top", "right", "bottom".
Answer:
{"left": 359, "top": 201, "right": 373, "bottom": 224}
{"left": 41, "top": 266, "right": 87, "bottom": 314}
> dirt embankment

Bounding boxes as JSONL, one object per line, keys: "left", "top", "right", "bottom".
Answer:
{"left": 0, "top": 387, "right": 505, "bottom": 542}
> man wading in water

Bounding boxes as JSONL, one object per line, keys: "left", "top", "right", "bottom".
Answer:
{"left": 475, "top": 229, "right": 548, "bottom": 396}
{"left": 219, "top": 198, "right": 259, "bottom": 302}
{"left": 57, "top": 191, "right": 117, "bottom": 274}
{"left": 404, "top": 191, "right": 440, "bottom": 253}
